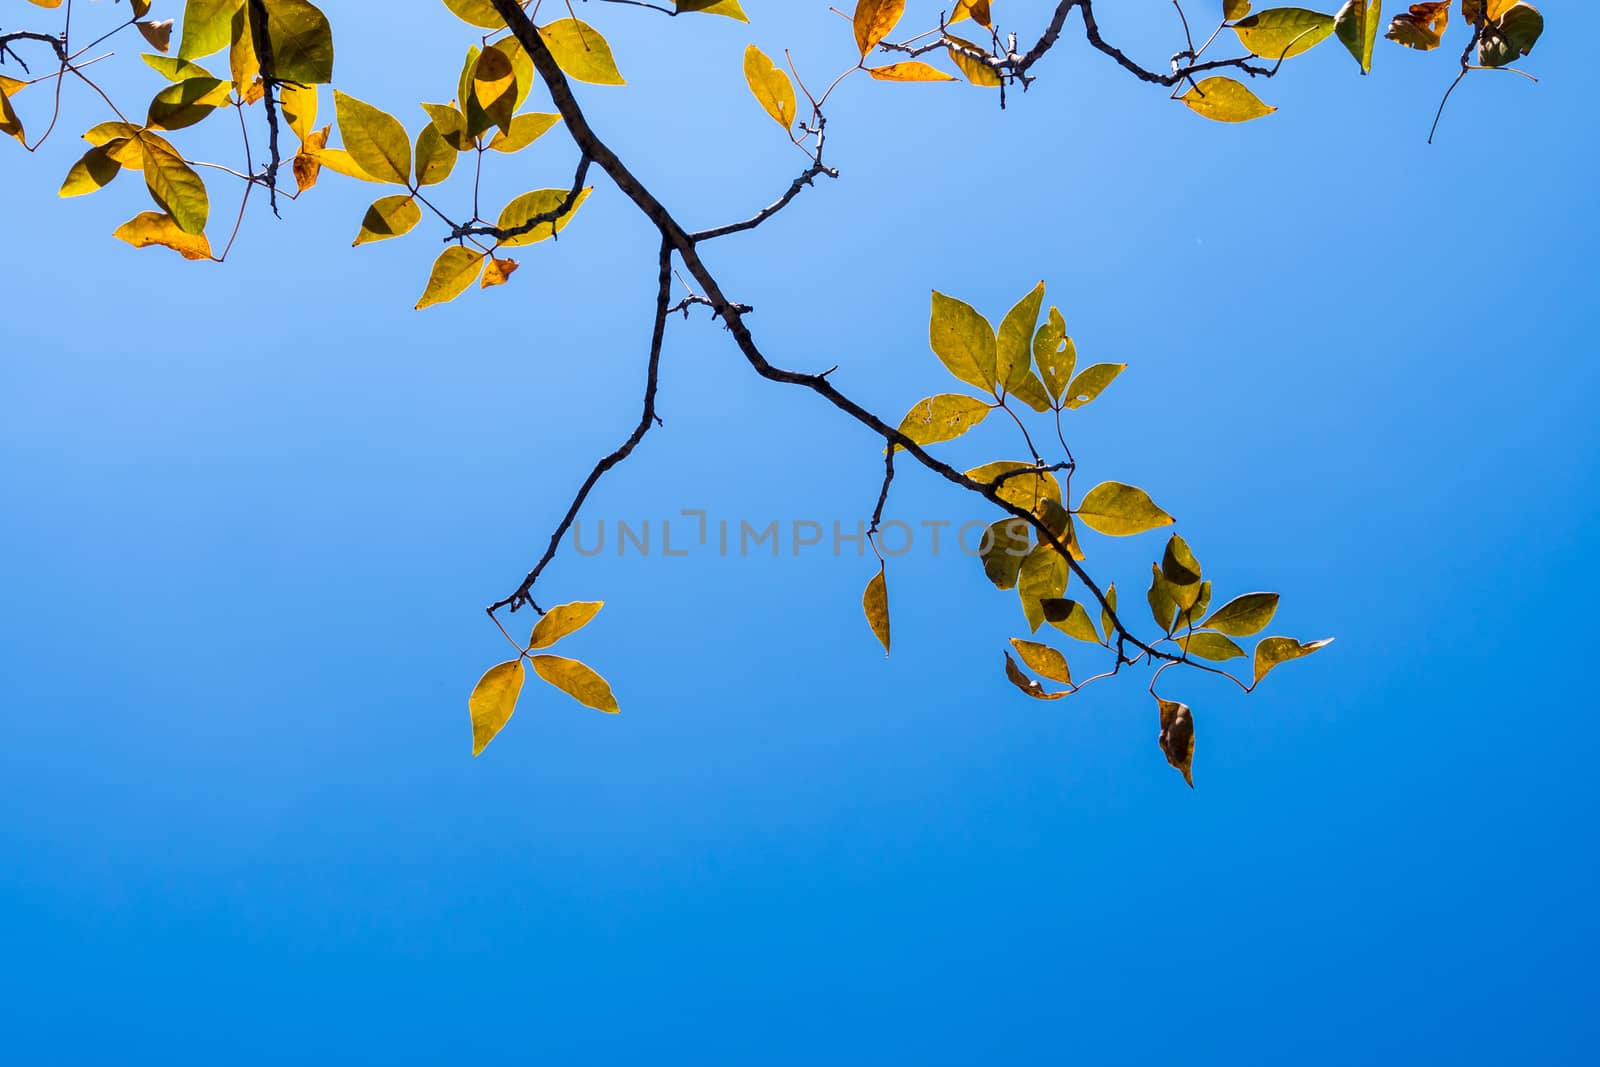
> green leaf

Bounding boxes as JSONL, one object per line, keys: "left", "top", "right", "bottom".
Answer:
{"left": 1157, "top": 698, "right": 1195, "bottom": 787}
{"left": 929, "top": 290, "right": 997, "bottom": 393}
{"left": 488, "top": 112, "right": 561, "bottom": 153}
{"left": 531, "top": 654, "right": 620, "bottom": 713}
{"left": 142, "top": 52, "right": 216, "bottom": 81}
{"left": 996, "top": 281, "right": 1044, "bottom": 396}
{"left": 1009, "top": 638, "right": 1072, "bottom": 685}
{"left": 1175, "top": 580, "right": 1213, "bottom": 630}
{"left": 1148, "top": 563, "right": 1178, "bottom": 633}
{"left": 1181, "top": 77, "right": 1277, "bottom": 122}
{"left": 1253, "top": 635, "right": 1334, "bottom": 684}
{"left": 1232, "top": 7, "right": 1336, "bottom": 58}
{"left": 178, "top": 0, "right": 241, "bottom": 60}
{"left": 139, "top": 134, "right": 209, "bottom": 234}
{"left": 894, "top": 393, "right": 991, "bottom": 447}
{"left": 495, "top": 186, "right": 593, "bottom": 246}
{"left": 1178, "top": 632, "right": 1246, "bottom": 661}
{"left": 1003, "top": 650, "right": 1069, "bottom": 700}
{"left": 415, "top": 246, "right": 485, "bottom": 309}
{"left": 334, "top": 91, "right": 411, "bottom": 185}
{"left": 863, "top": 568, "right": 890, "bottom": 654}
{"left": 1017, "top": 543, "right": 1068, "bottom": 632}
{"left": 1063, "top": 363, "right": 1126, "bottom": 409}
{"left": 352, "top": 194, "right": 420, "bottom": 245}
{"left": 146, "top": 76, "right": 232, "bottom": 131}
{"left": 967, "top": 462, "right": 1062, "bottom": 511}
{"left": 540, "top": 18, "right": 626, "bottom": 86}
{"left": 259, "top": 0, "right": 335, "bottom": 84}
{"left": 1076, "top": 482, "right": 1175, "bottom": 537}
{"left": 469, "top": 658, "right": 524, "bottom": 756}
{"left": 742, "top": 44, "right": 796, "bottom": 128}
{"left": 1041, "top": 598, "right": 1101, "bottom": 644}
{"left": 1032, "top": 306, "right": 1075, "bottom": 404}
{"left": 1224, "top": 0, "right": 1253, "bottom": 18}
{"left": 1202, "top": 592, "right": 1280, "bottom": 636}
{"left": 1334, "top": 0, "right": 1382, "bottom": 72}
{"left": 529, "top": 600, "right": 604, "bottom": 649}
{"left": 980, "top": 518, "right": 1031, "bottom": 591}
{"left": 1478, "top": 3, "right": 1543, "bottom": 67}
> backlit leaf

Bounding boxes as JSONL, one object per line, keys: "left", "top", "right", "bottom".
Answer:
{"left": 675, "top": 1, "right": 749, "bottom": 20}
{"left": 178, "top": 0, "right": 241, "bottom": 60}
{"left": 863, "top": 568, "right": 891, "bottom": 654}
{"left": 488, "top": 112, "right": 560, "bottom": 153}
{"left": 742, "top": 45, "right": 795, "bottom": 128}
{"left": 258, "top": 0, "right": 334, "bottom": 81}
{"left": 1148, "top": 563, "right": 1179, "bottom": 633}
{"left": 1175, "top": 580, "right": 1213, "bottom": 631}
{"left": 1076, "top": 482, "right": 1175, "bottom": 537}
{"left": 472, "top": 44, "right": 517, "bottom": 136}
{"left": 139, "top": 134, "right": 209, "bottom": 234}
{"left": 137, "top": 19, "right": 175, "bottom": 53}
{"left": 1063, "top": 363, "right": 1126, "bottom": 409}
{"left": 1202, "top": 592, "right": 1280, "bottom": 636}
{"left": 895, "top": 393, "right": 991, "bottom": 447}
{"left": 946, "top": 34, "right": 1001, "bottom": 86}
{"left": 930, "top": 290, "right": 997, "bottom": 392}
{"left": 1181, "top": 77, "right": 1277, "bottom": 122}
{"left": 997, "top": 281, "right": 1044, "bottom": 396}
{"left": 442, "top": 0, "right": 506, "bottom": 28}
{"left": 981, "top": 518, "right": 1031, "bottom": 591}
{"left": 469, "top": 658, "right": 524, "bottom": 755}
{"left": 415, "top": 246, "right": 485, "bottom": 309}
{"left": 1042, "top": 598, "right": 1101, "bottom": 644}
{"left": 952, "top": 0, "right": 992, "bottom": 27}
{"left": 1007, "top": 371, "right": 1054, "bottom": 414}
{"left": 1232, "top": 8, "right": 1336, "bottom": 59}
{"left": 540, "top": 19, "right": 625, "bottom": 86}
{"left": 1178, "top": 632, "right": 1246, "bottom": 661}
{"left": 853, "top": 0, "right": 905, "bottom": 55}
{"left": 1478, "top": 3, "right": 1542, "bottom": 67}
{"left": 1385, "top": 1, "right": 1449, "bottom": 49}
{"left": 146, "top": 76, "right": 232, "bottom": 131}
{"left": 481, "top": 257, "right": 519, "bottom": 288}
{"left": 1334, "top": 0, "right": 1382, "bottom": 72}
{"left": 967, "top": 462, "right": 1062, "bottom": 510}
{"left": 112, "top": 211, "right": 213, "bottom": 259}
{"left": 529, "top": 601, "right": 604, "bottom": 649}
{"left": 1157, "top": 698, "right": 1196, "bottom": 787}
{"left": 1160, "top": 534, "right": 1203, "bottom": 587}
{"left": 868, "top": 62, "right": 955, "bottom": 82}
{"left": 1010, "top": 638, "right": 1072, "bottom": 684}
{"left": 531, "top": 655, "right": 620, "bottom": 713}
{"left": 1225, "top": 0, "right": 1253, "bottom": 18}
{"left": 1018, "top": 544, "right": 1068, "bottom": 632}
{"left": 415, "top": 123, "right": 456, "bottom": 185}
{"left": 421, "top": 103, "right": 473, "bottom": 152}
{"left": 60, "top": 144, "right": 123, "bottom": 197}
{"left": 1033, "top": 307, "right": 1075, "bottom": 403}
{"left": 142, "top": 53, "right": 216, "bottom": 81}
{"left": 352, "top": 194, "right": 420, "bottom": 245}
{"left": 334, "top": 91, "right": 411, "bottom": 185}
{"left": 1101, "top": 582, "right": 1119, "bottom": 643}
{"left": 1253, "top": 636, "right": 1334, "bottom": 684}
{"left": 280, "top": 83, "right": 318, "bottom": 139}
{"left": 1004, "top": 650, "right": 1069, "bottom": 700}
{"left": 495, "top": 186, "right": 593, "bottom": 246}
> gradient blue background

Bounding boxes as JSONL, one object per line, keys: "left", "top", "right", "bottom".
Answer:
{"left": 2, "top": 1, "right": 1595, "bottom": 1062}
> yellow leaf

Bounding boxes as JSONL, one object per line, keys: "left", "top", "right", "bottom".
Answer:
{"left": 1231, "top": 8, "right": 1336, "bottom": 59}
{"left": 1017, "top": 543, "right": 1068, "bottom": 632}
{"left": 415, "top": 246, "right": 485, "bottom": 309}
{"left": 1075, "top": 481, "right": 1174, "bottom": 537}
{"left": 112, "top": 211, "right": 213, "bottom": 260}
{"left": 60, "top": 143, "right": 124, "bottom": 197}
{"left": 487, "top": 112, "right": 560, "bottom": 153}
{"left": 951, "top": 0, "right": 992, "bottom": 28}
{"left": 1463, "top": 0, "right": 1518, "bottom": 22}
{"left": 1252, "top": 636, "right": 1334, "bottom": 685}
{"left": 531, "top": 655, "right": 620, "bottom": 713}
{"left": 853, "top": 0, "right": 905, "bottom": 55}
{"left": 333, "top": 90, "right": 411, "bottom": 185}
{"left": 142, "top": 54, "right": 216, "bottom": 82}
{"left": 139, "top": 133, "right": 209, "bottom": 234}
{"left": 0, "top": 75, "right": 26, "bottom": 96}
{"left": 980, "top": 518, "right": 1031, "bottom": 590}
{"left": 137, "top": 19, "right": 175, "bottom": 53}
{"left": 1157, "top": 698, "right": 1196, "bottom": 787}
{"left": 929, "top": 290, "right": 997, "bottom": 392}
{"left": 529, "top": 601, "right": 603, "bottom": 649}
{"left": 1042, "top": 598, "right": 1101, "bottom": 644}
{"left": 0, "top": 86, "right": 26, "bottom": 144}
{"left": 178, "top": 0, "right": 242, "bottom": 61}
{"left": 742, "top": 45, "right": 795, "bottom": 129}
{"left": 1009, "top": 638, "right": 1072, "bottom": 685}
{"left": 675, "top": 1, "right": 749, "bottom": 20}
{"left": 946, "top": 34, "right": 1001, "bottom": 86}
{"left": 309, "top": 143, "right": 382, "bottom": 182}
{"left": 495, "top": 186, "right": 592, "bottom": 247}
{"left": 1180, "top": 76, "right": 1276, "bottom": 122}
{"left": 539, "top": 18, "right": 626, "bottom": 86}
{"left": 442, "top": 0, "right": 507, "bottom": 28}
{"left": 133, "top": 0, "right": 153, "bottom": 16}
{"left": 258, "top": 0, "right": 336, "bottom": 84}
{"left": 421, "top": 102, "right": 473, "bottom": 152}
{"left": 414, "top": 123, "right": 456, "bottom": 186}
{"left": 352, "top": 194, "right": 420, "bottom": 245}
{"left": 867, "top": 61, "right": 956, "bottom": 82}
{"left": 294, "top": 125, "right": 329, "bottom": 191}
{"left": 1063, "top": 363, "right": 1126, "bottom": 409}
{"left": 967, "top": 461, "right": 1062, "bottom": 511}
{"left": 1224, "top": 1, "right": 1253, "bottom": 19}
{"left": 863, "top": 568, "right": 890, "bottom": 654}
{"left": 1177, "top": 632, "right": 1246, "bottom": 661}
{"left": 228, "top": 4, "right": 259, "bottom": 94}
{"left": 469, "top": 659, "right": 524, "bottom": 756}
{"left": 1033, "top": 306, "right": 1076, "bottom": 403}
{"left": 1385, "top": 1, "right": 1449, "bottom": 49}
{"left": 472, "top": 44, "right": 517, "bottom": 137}
{"left": 894, "top": 393, "right": 991, "bottom": 447}
{"left": 1003, "top": 650, "right": 1069, "bottom": 700}
{"left": 280, "top": 83, "right": 318, "bottom": 140}
{"left": 146, "top": 76, "right": 233, "bottom": 131}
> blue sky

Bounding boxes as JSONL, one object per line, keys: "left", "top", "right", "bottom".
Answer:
{"left": 1, "top": 1, "right": 1595, "bottom": 1062}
